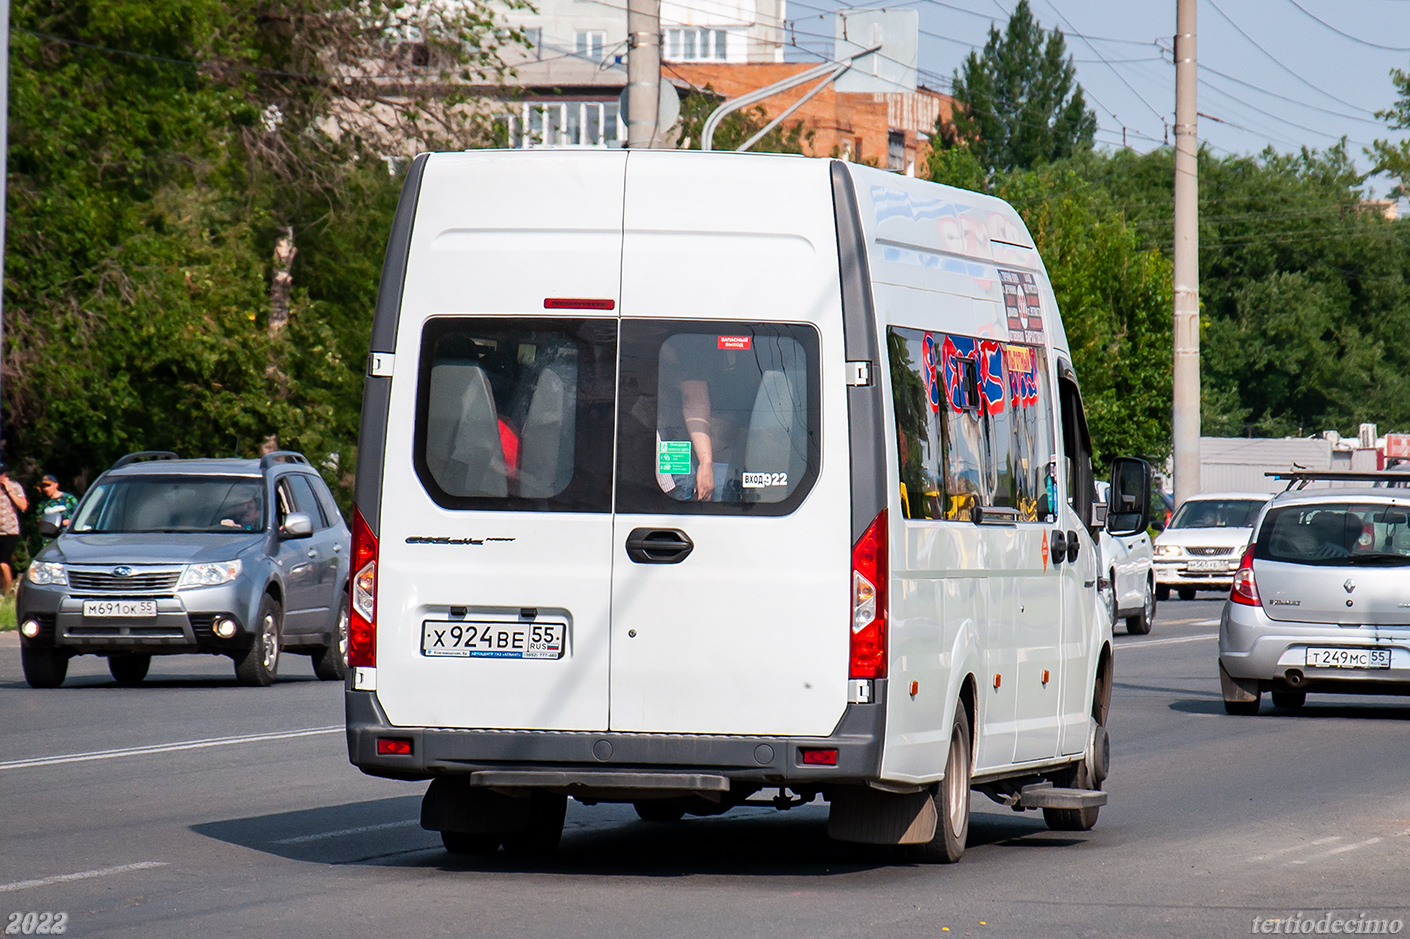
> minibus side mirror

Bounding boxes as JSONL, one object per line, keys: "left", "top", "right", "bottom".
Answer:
{"left": 1105, "top": 457, "right": 1152, "bottom": 537}
{"left": 37, "top": 519, "right": 61, "bottom": 539}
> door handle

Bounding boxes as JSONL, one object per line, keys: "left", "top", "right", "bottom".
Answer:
{"left": 1066, "top": 529, "right": 1080, "bottom": 563}
{"left": 1050, "top": 529, "right": 1067, "bottom": 564}
{"left": 626, "top": 528, "right": 695, "bottom": 564}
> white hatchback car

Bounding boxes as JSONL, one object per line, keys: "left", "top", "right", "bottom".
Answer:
{"left": 1153, "top": 492, "right": 1269, "bottom": 601}
{"left": 1096, "top": 481, "right": 1155, "bottom": 634}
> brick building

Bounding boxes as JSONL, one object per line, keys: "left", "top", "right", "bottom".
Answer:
{"left": 668, "top": 62, "right": 955, "bottom": 174}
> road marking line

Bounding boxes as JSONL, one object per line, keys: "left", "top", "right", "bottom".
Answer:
{"left": 1195, "top": 619, "right": 1221, "bottom": 626}
{"left": 1288, "top": 837, "right": 1382, "bottom": 865}
{"left": 275, "top": 820, "right": 420, "bottom": 844}
{"left": 1250, "top": 836, "right": 1341, "bottom": 862}
{"left": 1121, "top": 635, "right": 1218, "bottom": 649}
{"left": 0, "top": 727, "right": 342, "bottom": 771}
{"left": 0, "top": 861, "right": 167, "bottom": 893}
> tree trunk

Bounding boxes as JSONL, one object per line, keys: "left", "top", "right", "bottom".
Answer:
{"left": 268, "top": 226, "right": 297, "bottom": 336}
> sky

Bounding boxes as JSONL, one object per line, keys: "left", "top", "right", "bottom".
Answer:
{"left": 782, "top": 0, "right": 1410, "bottom": 195}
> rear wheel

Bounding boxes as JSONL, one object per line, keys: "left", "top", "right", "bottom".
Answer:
{"left": 108, "top": 653, "right": 151, "bottom": 685}
{"left": 1043, "top": 758, "right": 1103, "bottom": 832}
{"left": 1178, "top": 586, "right": 1197, "bottom": 601}
{"left": 500, "top": 793, "right": 567, "bottom": 857}
{"left": 634, "top": 801, "right": 687, "bottom": 823}
{"left": 441, "top": 831, "right": 500, "bottom": 856}
{"left": 312, "top": 596, "right": 348, "bottom": 682}
{"left": 21, "top": 646, "right": 68, "bottom": 689}
{"left": 911, "top": 705, "right": 971, "bottom": 863}
{"left": 235, "top": 596, "right": 282, "bottom": 686}
{"left": 1271, "top": 690, "right": 1306, "bottom": 709}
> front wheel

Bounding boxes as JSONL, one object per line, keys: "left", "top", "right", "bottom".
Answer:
{"left": 21, "top": 645, "right": 69, "bottom": 689}
{"left": 1126, "top": 579, "right": 1155, "bottom": 635}
{"left": 911, "top": 706, "right": 971, "bottom": 863}
{"left": 312, "top": 595, "right": 348, "bottom": 682}
{"left": 235, "top": 596, "right": 282, "bottom": 686}
{"left": 1178, "top": 586, "right": 1197, "bottom": 601}
{"left": 108, "top": 653, "right": 151, "bottom": 685}
{"left": 1155, "top": 583, "right": 1171, "bottom": 602}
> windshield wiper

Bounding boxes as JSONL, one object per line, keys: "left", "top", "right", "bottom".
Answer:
{"left": 1346, "top": 553, "right": 1410, "bottom": 565}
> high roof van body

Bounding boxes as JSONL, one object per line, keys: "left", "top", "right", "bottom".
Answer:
{"left": 346, "top": 150, "right": 1150, "bottom": 861}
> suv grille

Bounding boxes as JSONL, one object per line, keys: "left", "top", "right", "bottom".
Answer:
{"left": 68, "top": 569, "right": 182, "bottom": 593}
{"left": 1187, "top": 546, "right": 1233, "bottom": 557}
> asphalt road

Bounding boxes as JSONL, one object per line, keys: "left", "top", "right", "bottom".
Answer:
{"left": 4, "top": 596, "right": 1410, "bottom": 939}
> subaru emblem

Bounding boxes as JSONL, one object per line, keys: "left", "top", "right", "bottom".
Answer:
{"left": 113, "top": 566, "right": 134, "bottom": 577}
{"left": 1343, "top": 578, "right": 1356, "bottom": 594}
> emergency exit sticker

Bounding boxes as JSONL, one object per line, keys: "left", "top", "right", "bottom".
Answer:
{"left": 658, "top": 440, "right": 692, "bottom": 475}
{"left": 718, "top": 336, "right": 751, "bottom": 350}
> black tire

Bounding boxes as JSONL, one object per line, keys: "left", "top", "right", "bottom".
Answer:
{"left": 1156, "top": 583, "right": 1171, "bottom": 602}
{"left": 1271, "top": 690, "right": 1306, "bottom": 709}
{"left": 1043, "top": 759, "right": 1101, "bottom": 832}
{"left": 235, "top": 596, "right": 282, "bottom": 687}
{"left": 108, "top": 653, "right": 151, "bottom": 685}
{"left": 1126, "top": 579, "right": 1155, "bottom": 635}
{"left": 21, "top": 645, "right": 68, "bottom": 689}
{"left": 500, "top": 793, "right": 567, "bottom": 858}
{"left": 634, "top": 801, "right": 687, "bottom": 823}
{"left": 1223, "top": 696, "right": 1261, "bottom": 716}
{"left": 1178, "top": 586, "right": 1197, "bottom": 601}
{"left": 441, "top": 830, "right": 500, "bottom": 856}
{"left": 312, "top": 595, "right": 348, "bottom": 682}
{"left": 911, "top": 705, "right": 971, "bottom": 863}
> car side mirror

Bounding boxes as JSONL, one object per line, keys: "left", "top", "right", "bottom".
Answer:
{"left": 37, "top": 519, "right": 61, "bottom": 539}
{"left": 1105, "top": 457, "right": 1152, "bottom": 537}
{"left": 280, "top": 512, "right": 313, "bottom": 539}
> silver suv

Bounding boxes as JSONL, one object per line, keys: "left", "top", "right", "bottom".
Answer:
{"left": 1219, "top": 470, "right": 1410, "bottom": 714}
{"left": 17, "top": 451, "right": 350, "bottom": 688}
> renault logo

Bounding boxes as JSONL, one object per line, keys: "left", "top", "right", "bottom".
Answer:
{"left": 112, "top": 566, "right": 134, "bottom": 577}
{"left": 1344, "top": 578, "right": 1357, "bottom": 594}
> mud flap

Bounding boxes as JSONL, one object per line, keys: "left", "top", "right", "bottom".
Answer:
{"left": 1219, "top": 661, "right": 1259, "bottom": 703}
{"left": 827, "top": 786, "right": 938, "bottom": 845}
{"left": 421, "top": 776, "right": 533, "bottom": 834}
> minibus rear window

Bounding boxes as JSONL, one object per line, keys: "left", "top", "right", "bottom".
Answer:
{"left": 615, "top": 321, "right": 820, "bottom": 516}
{"left": 413, "top": 317, "right": 618, "bottom": 512}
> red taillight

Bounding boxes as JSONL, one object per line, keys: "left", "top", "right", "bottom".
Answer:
{"left": 1230, "top": 542, "right": 1259, "bottom": 606}
{"left": 376, "top": 737, "right": 412, "bottom": 755}
{"left": 349, "top": 506, "right": 378, "bottom": 668}
{"left": 800, "top": 748, "right": 838, "bottom": 766}
{"left": 850, "top": 509, "right": 888, "bottom": 679}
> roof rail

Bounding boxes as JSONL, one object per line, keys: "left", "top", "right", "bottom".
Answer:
{"left": 111, "top": 450, "right": 180, "bottom": 470}
{"left": 1266, "top": 470, "right": 1410, "bottom": 492}
{"left": 259, "top": 451, "right": 310, "bottom": 470}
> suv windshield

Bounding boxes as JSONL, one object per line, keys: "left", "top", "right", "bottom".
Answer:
{"left": 1257, "top": 502, "right": 1410, "bottom": 566}
{"left": 71, "top": 476, "right": 266, "bottom": 534}
{"left": 1168, "top": 499, "right": 1264, "bottom": 530}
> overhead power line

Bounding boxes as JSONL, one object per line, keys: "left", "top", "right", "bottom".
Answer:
{"left": 1280, "top": 0, "right": 1410, "bottom": 52}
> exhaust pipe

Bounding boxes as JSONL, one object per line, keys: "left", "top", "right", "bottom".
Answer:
{"left": 1285, "top": 668, "right": 1305, "bottom": 688}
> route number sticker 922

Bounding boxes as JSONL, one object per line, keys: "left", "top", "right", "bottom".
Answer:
{"left": 742, "top": 472, "right": 787, "bottom": 489}
{"left": 421, "top": 620, "right": 565, "bottom": 660}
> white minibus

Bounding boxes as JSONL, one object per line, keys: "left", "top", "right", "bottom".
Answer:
{"left": 346, "top": 149, "right": 1151, "bottom": 862}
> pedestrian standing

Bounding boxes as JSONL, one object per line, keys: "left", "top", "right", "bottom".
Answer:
{"left": 0, "top": 464, "right": 29, "bottom": 595}
{"left": 37, "top": 474, "right": 78, "bottom": 538}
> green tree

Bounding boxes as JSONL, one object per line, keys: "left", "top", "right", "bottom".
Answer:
{"left": 939, "top": 0, "right": 1096, "bottom": 177}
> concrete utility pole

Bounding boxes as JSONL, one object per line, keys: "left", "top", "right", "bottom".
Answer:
{"left": 1171, "top": 0, "right": 1200, "bottom": 506}
{"left": 625, "top": 0, "right": 661, "bottom": 148}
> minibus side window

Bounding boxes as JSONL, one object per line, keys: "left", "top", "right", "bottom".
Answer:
{"left": 615, "top": 321, "right": 820, "bottom": 517}
{"left": 887, "top": 327, "right": 1053, "bottom": 523}
{"left": 1058, "top": 372, "right": 1096, "bottom": 526}
{"left": 413, "top": 317, "right": 618, "bottom": 513}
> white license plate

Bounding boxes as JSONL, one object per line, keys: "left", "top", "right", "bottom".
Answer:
{"left": 82, "top": 600, "right": 158, "bottom": 618}
{"left": 1305, "top": 647, "right": 1392, "bottom": 669}
{"left": 1186, "top": 559, "right": 1229, "bottom": 572}
{"left": 421, "top": 620, "right": 565, "bottom": 660}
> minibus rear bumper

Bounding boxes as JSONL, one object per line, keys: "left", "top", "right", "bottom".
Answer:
{"left": 345, "top": 686, "right": 886, "bottom": 790}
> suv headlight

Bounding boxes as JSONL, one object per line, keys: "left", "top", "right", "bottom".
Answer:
{"left": 180, "top": 560, "right": 242, "bottom": 587}
{"left": 1154, "top": 544, "right": 1182, "bottom": 558}
{"left": 28, "top": 561, "right": 67, "bottom": 586}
